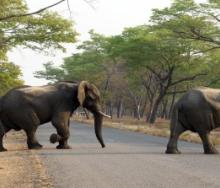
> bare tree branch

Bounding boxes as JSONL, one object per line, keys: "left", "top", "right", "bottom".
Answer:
{"left": 66, "top": 0, "right": 73, "bottom": 20}
{"left": 146, "top": 65, "right": 162, "bottom": 80}
{"left": 174, "top": 28, "right": 220, "bottom": 46}
{"left": 83, "top": 0, "right": 96, "bottom": 10}
{"left": 192, "top": 46, "right": 220, "bottom": 55}
{"left": 190, "top": 27, "right": 220, "bottom": 45}
{"left": 166, "top": 90, "right": 187, "bottom": 95}
{"left": 142, "top": 74, "right": 156, "bottom": 98}
{"left": 0, "top": 0, "right": 65, "bottom": 21}
{"left": 170, "top": 73, "right": 207, "bottom": 86}
{"left": 208, "top": 12, "right": 220, "bottom": 22}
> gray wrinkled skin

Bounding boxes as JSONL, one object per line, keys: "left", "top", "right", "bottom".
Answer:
{"left": 166, "top": 87, "right": 220, "bottom": 154}
{"left": 0, "top": 81, "right": 105, "bottom": 151}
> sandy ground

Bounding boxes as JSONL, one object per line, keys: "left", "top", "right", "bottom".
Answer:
{"left": 0, "top": 131, "right": 53, "bottom": 188}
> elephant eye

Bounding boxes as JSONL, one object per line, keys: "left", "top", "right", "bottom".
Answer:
{"left": 87, "top": 95, "right": 93, "bottom": 101}
{"left": 86, "top": 96, "right": 94, "bottom": 104}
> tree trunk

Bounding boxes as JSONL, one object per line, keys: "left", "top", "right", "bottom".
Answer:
{"left": 109, "top": 102, "right": 114, "bottom": 119}
{"left": 140, "top": 95, "right": 148, "bottom": 118}
{"left": 136, "top": 104, "right": 141, "bottom": 120}
{"left": 161, "top": 98, "right": 168, "bottom": 119}
{"left": 149, "top": 92, "right": 165, "bottom": 124}
{"left": 127, "top": 89, "right": 141, "bottom": 120}
{"left": 133, "top": 103, "right": 141, "bottom": 120}
{"left": 146, "top": 100, "right": 153, "bottom": 122}
{"left": 168, "top": 87, "right": 177, "bottom": 119}
{"left": 116, "top": 99, "right": 123, "bottom": 118}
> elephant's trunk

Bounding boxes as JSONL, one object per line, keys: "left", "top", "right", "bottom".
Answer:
{"left": 94, "top": 112, "right": 105, "bottom": 148}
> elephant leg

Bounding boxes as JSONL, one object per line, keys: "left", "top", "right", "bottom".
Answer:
{"left": 21, "top": 111, "right": 42, "bottom": 149}
{"left": 25, "top": 127, "right": 42, "bottom": 149}
{"left": 198, "top": 132, "right": 218, "bottom": 154}
{"left": 0, "top": 123, "right": 10, "bottom": 152}
{"left": 52, "top": 116, "right": 71, "bottom": 149}
{"left": 166, "top": 122, "right": 185, "bottom": 154}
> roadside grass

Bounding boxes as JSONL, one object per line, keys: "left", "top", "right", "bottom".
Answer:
{"left": 73, "top": 116, "right": 220, "bottom": 146}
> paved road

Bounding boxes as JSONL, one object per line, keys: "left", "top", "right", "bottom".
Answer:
{"left": 35, "top": 121, "right": 220, "bottom": 188}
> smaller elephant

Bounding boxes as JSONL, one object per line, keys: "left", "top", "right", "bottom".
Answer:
{"left": 0, "top": 81, "right": 110, "bottom": 151}
{"left": 166, "top": 87, "right": 220, "bottom": 154}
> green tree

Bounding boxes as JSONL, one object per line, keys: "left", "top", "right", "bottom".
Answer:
{"left": 34, "top": 62, "right": 65, "bottom": 82}
{"left": 151, "top": 0, "right": 220, "bottom": 52}
{"left": 0, "top": 0, "right": 77, "bottom": 60}
{"left": 120, "top": 25, "right": 208, "bottom": 123}
{"left": 0, "top": 0, "right": 77, "bottom": 94}
{"left": 0, "top": 61, "right": 23, "bottom": 95}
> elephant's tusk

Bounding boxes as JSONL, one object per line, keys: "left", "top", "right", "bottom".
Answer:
{"left": 98, "top": 111, "right": 111, "bottom": 118}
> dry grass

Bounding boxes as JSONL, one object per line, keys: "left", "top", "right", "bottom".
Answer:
{"left": 73, "top": 116, "right": 220, "bottom": 146}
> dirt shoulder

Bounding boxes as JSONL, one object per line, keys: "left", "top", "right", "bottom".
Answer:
{"left": 0, "top": 131, "right": 53, "bottom": 188}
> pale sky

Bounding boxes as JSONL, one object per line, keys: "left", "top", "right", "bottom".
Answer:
{"left": 8, "top": 0, "right": 173, "bottom": 85}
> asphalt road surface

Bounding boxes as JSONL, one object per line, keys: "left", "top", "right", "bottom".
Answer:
{"left": 35, "top": 121, "right": 220, "bottom": 188}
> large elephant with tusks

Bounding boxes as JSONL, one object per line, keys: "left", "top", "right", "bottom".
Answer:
{"left": 0, "top": 81, "right": 110, "bottom": 151}
{"left": 166, "top": 87, "right": 220, "bottom": 154}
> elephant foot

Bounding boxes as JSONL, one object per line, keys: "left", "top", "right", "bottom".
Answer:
{"left": 0, "top": 147, "right": 7, "bottom": 152}
{"left": 56, "top": 144, "right": 72, "bottom": 149}
{"left": 50, "top": 133, "right": 61, "bottom": 144}
{"left": 204, "top": 147, "right": 219, "bottom": 154}
{"left": 28, "top": 142, "right": 43, "bottom": 150}
{"left": 165, "top": 148, "right": 181, "bottom": 154}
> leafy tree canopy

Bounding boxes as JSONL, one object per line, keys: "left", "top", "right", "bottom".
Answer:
{"left": 0, "top": 0, "right": 78, "bottom": 94}
{"left": 0, "top": 61, "right": 23, "bottom": 95}
{"left": 0, "top": 0, "right": 77, "bottom": 60}
{"left": 150, "top": 0, "right": 220, "bottom": 51}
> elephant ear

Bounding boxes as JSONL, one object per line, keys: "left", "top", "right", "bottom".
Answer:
{"left": 78, "top": 81, "right": 101, "bottom": 106}
{"left": 78, "top": 81, "right": 89, "bottom": 106}
{"left": 87, "top": 84, "right": 100, "bottom": 100}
